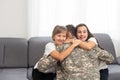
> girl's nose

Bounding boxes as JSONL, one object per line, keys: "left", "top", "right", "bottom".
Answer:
{"left": 81, "top": 32, "right": 84, "bottom": 35}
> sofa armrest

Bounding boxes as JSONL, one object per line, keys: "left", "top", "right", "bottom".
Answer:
{"left": 93, "top": 33, "right": 117, "bottom": 64}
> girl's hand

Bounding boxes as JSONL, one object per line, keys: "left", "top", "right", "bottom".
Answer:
{"left": 72, "top": 39, "right": 81, "bottom": 47}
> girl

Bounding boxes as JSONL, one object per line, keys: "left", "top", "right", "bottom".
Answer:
{"left": 75, "top": 23, "right": 109, "bottom": 80}
{"left": 32, "top": 25, "right": 80, "bottom": 80}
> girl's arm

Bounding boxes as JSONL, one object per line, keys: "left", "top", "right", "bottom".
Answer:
{"left": 78, "top": 37, "right": 97, "bottom": 50}
{"left": 50, "top": 39, "right": 81, "bottom": 61}
{"left": 64, "top": 39, "right": 96, "bottom": 50}
{"left": 79, "top": 40, "right": 96, "bottom": 50}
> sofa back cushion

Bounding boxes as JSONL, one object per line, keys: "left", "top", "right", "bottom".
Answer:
{"left": 0, "top": 38, "right": 28, "bottom": 68}
{"left": 28, "top": 37, "right": 52, "bottom": 67}
{"left": 93, "top": 33, "right": 117, "bottom": 64}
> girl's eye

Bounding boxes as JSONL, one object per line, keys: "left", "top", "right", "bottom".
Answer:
{"left": 58, "top": 35, "right": 61, "bottom": 37}
{"left": 56, "top": 34, "right": 61, "bottom": 37}
{"left": 63, "top": 36, "right": 66, "bottom": 38}
{"left": 78, "top": 31, "right": 81, "bottom": 33}
{"left": 83, "top": 30, "right": 87, "bottom": 33}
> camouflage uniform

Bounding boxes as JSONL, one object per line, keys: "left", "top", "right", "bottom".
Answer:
{"left": 37, "top": 55, "right": 57, "bottom": 72}
{"left": 56, "top": 43, "right": 114, "bottom": 80}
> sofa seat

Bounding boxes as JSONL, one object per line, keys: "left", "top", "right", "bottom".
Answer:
{"left": 108, "top": 64, "right": 120, "bottom": 80}
{"left": 27, "top": 68, "right": 33, "bottom": 80}
{"left": 0, "top": 68, "right": 28, "bottom": 80}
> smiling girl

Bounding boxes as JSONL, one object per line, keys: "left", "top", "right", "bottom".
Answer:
{"left": 75, "top": 23, "right": 109, "bottom": 80}
{"left": 32, "top": 25, "right": 80, "bottom": 80}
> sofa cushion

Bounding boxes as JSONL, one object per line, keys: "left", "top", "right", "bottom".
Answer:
{"left": 28, "top": 37, "right": 52, "bottom": 67}
{"left": 108, "top": 64, "right": 120, "bottom": 80}
{"left": 27, "top": 68, "right": 33, "bottom": 80}
{"left": 28, "top": 37, "right": 52, "bottom": 80}
{"left": 0, "top": 38, "right": 28, "bottom": 68}
{"left": 0, "top": 68, "right": 28, "bottom": 80}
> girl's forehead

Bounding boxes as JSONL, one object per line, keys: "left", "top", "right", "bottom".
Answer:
{"left": 60, "top": 31, "right": 67, "bottom": 33}
{"left": 56, "top": 31, "right": 67, "bottom": 35}
{"left": 78, "top": 26, "right": 86, "bottom": 29}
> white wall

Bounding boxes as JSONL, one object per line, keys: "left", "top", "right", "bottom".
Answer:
{"left": 85, "top": 0, "right": 120, "bottom": 56}
{"left": 0, "top": 0, "right": 27, "bottom": 38}
{"left": 0, "top": 0, "right": 120, "bottom": 57}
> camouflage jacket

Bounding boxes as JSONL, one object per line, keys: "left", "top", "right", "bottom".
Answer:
{"left": 56, "top": 43, "right": 114, "bottom": 80}
{"left": 37, "top": 55, "right": 57, "bottom": 72}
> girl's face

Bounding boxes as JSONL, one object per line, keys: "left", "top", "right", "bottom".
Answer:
{"left": 76, "top": 26, "right": 88, "bottom": 41}
{"left": 53, "top": 31, "right": 67, "bottom": 45}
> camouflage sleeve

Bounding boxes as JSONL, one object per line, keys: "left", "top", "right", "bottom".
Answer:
{"left": 37, "top": 43, "right": 71, "bottom": 72}
{"left": 95, "top": 47, "right": 114, "bottom": 63}
{"left": 37, "top": 55, "right": 58, "bottom": 72}
{"left": 57, "top": 43, "right": 71, "bottom": 52}
{"left": 56, "top": 44, "right": 64, "bottom": 52}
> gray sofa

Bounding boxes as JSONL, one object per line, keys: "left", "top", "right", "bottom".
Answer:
{"left": 0, "top": 33, "right": 120, "bottom": 80}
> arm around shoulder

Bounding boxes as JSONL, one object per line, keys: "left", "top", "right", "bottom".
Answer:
{"left": 79, "top": 40, "right": 96, "bottom": 50}
{"left": 50, "top": 39, "right": 81, "bottom": 61}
